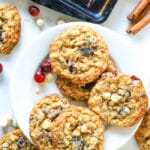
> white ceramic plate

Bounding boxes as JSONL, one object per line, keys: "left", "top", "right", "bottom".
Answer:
{"left": 10, "top": 22, "right": 148, "bottom": 150}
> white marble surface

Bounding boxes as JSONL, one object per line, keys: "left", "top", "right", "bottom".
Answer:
{"left": 0, "top": 0, "right": 150, "bottom": 149}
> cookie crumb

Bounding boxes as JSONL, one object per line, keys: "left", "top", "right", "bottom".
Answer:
{"left": 36, "top": 88, "right": 41, "bottom": 94}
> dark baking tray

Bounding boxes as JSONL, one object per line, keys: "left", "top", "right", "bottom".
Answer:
{"left": 32, "top": 0, "right": 118, "bottom": 23}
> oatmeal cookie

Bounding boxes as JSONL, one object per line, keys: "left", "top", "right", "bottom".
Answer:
{"left": 88, "top": 72, "right": 148, "bottom": 127}
{"left": 0, "top": 5, "right": 21, "bottom": 54}
{"left": 51, "top": 107, "right": 104, "bottom": 150}
{"left": 135, "top": 109, "right": 150, "bottom": 150}
{"left": 0, "top": 129, "right": 37, "bottom": 150}
{"left": 106, "top": 56, "right": 117, "bottom": 72}
{"left": 30, "top": 94, "right": 70, "bottom": 150}
{"left": 50, "top": 25, "right": 109, "bottom": 85}
{"left": 56, "top": 76, "right": 95, "bottom": 101}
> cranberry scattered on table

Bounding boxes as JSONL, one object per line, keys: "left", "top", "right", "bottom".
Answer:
{"left": 34, "top": 55, "right": 52, "bottom": 83}
{"left": 34, "top": 71, "right": 45, "bottom": 83}
{"left": 0, "top": 63, "right": 3, "bottom": 73}
{"left": 28, "top": 6, "right": 40, "bottom": 17}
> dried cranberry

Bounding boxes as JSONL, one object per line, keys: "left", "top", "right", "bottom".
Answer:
{"left": 130, "top": 75, "right": 140, "bottom": 80}
{"left": 0, "top": 63, "right": 3, "bottom": 73}
{"left": 69, "top": 64, "right": 76, "bottom": 73}
{"left": 28, "top": 6, "right": 40, "bottom": 17}
{"left": 80, "top": 46, "right": 94, "bottom": 56}
{"left": 34, "top": 71, "right": 45, "bottom": 83}
{"left": 81, "top": 82, "right": 95, "bottom": 90}
{"left": 41, "top": 58, "right": 51, "bottom": 73}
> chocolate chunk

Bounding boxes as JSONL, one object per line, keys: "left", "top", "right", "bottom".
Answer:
{"left": 69, "top": 64, "right": 76, "bottom": 73}
{"left": 72, "top": 137, "right": 84, "bottom": 150}
{"left": 50, "top": 110, "right": 60, "bottom": 118}
{"left": 80, "top": 46, "right": 94, "bottom": 56}
{"left": 125, "top": 89, "right": 131, "bottom": 97}
{"left": 140, "top": 93, "right": 146, "bottom": 98}
{"left": 81, "top": 82, "right": 95, "bottom": 90}
{"left": 17, "top": 137, "right": 25, "bottom": 148}
{"left": 40, "top": 131, "right": 52, "bottom": 143}
{"left": 0, "top": 29, "right": 3, "bottom": 42}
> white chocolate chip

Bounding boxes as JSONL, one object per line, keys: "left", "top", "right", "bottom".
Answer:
{"left": 102, "top": 92, "right": 111, "bottom": 99}
{"left": 89, "top": 137, "right": 98, "bottom": 145}
{"left": 111, "top": 93, "right": 122, "bottom": 103}
{"left": 46, "top": 73, "right": 53, "bottom": 81}
{"left": 63, "top": 138, "right": 70, "bottom": 146}
{"left": 9, "top": 135, "right": 18, "bottom": 141}
{"left": 123, "top": 107, "right": 130, "bottom": 114}
{"left": 41, "top": 119, "right": 52, "bottom": 130}
{"left": 57, "top": 19, "right": 65, "bottom": 25}
{"left": 81, "top": 124, "right": 87, "bottom": 133}
{"left": 72, "top": 130, "right": 80, "bottom": 137}
{"left": 36, "top": 18, "right": 45, "bottom": 27}
{"left": 36, "top": 88, "right": 41, "bottom": 94}
{"left": 2, "top": 142, "right": 9, "bottom": 148}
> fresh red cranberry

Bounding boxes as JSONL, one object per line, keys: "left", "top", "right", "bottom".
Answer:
{"left": 34, "top": 71, "right": 45, "bottom": 83}
{"left": 130, "top": 75, "right": 140, "bottom": 80}
{"left": 0, "top": 63, "right": 3, "bottom": 73}
{"left": 41, "top": 59, "right": 51, "bottom": 73}
{"left": 28, "top": 6, "right": 40, "bottom": 17}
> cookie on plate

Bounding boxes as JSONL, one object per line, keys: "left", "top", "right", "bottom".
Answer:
{"left": 106, "top": 56, "right": 117, "bottom": 72}
{"left": 135, "top": 109, "right": 150, "bottom": 150}
{"left": 56, "top": 76, "right": 95, "bottom": 101}
{"left": 51, "top": 107, "right": 104, "bottom": 150}
{"left": 0, "top": 5, "right": 21, "bottom": 54}
{"left": 0, "top": 129, "right": 37, "bottom": 150}
{"left": 50, "top": 25, "right": 109, "bottom": 85}
{"left": 30, "top": 94, "right": 70, "bottom": 150}
{"left": 88, "top": 72, "right": 148, "bottom": 127}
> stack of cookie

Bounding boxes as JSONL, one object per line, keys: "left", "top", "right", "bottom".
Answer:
{"left": 28, "top": 25, "right": 148, "bottom": 150}
{"left": 51, "top": 25, "right": 116, "bottom": 102}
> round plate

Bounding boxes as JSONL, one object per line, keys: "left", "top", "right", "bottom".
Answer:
{"left": 10, "top": 22, "right": 148, "bottom": 150}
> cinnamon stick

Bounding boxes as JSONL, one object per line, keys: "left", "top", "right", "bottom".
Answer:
{"left": 127, "top": 4, "right": 150, "bottom": 34}
{"left": 128, "top": 0, "right": 150, "bottom": 21}
{"left": 127, "top": 13, "right": 150, "bottom": 34}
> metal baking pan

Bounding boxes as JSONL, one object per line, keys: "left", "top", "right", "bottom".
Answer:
{"left": 32, "top": 0, "right": 118, "bottom": 23}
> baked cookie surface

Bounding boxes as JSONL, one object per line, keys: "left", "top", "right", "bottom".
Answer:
{"left": 88, "top": 72, "right": 148, "bottom": 127}
{"left": 51, "top": 107, "right": 104, "bottom": 150}
{"left": 135, "top": 109, "right": 150, "bottom": 150}
{"left": 50, "top": 25, "right": 109, "bottom": 85}
{"left": 56, "top": 76, "right": 95, "bottom": 101}
{"left": 0, "top": 5, "right": 21, "bottom": 54}
{"left": 0, "top": 129, "right": 37, "bottom": 150}
{"left": 29, "top": 94, "right": 70, "bottom": 150}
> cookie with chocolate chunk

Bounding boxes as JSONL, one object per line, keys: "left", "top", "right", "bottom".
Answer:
{"left": 29, "top": 94, "right": 70, "bottom": 150}
{"left": 0, "top": 129, "right": 37, "bottom": 150}
{"left": 0, "top": 5, "right": 21, "bottom": 54}
{"left": 88, "top": 72, "right": 148, "bottom": 127}
{"left": 50, "top": 25, "right": 109, "bottom": 85}
{"left": 51, "top": 107, "right": 104, "bottom": 150}
{"left": 135, "top": 109, "right": 150, "bottom": 150}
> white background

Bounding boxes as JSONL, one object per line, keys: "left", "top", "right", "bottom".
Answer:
{"left": 0, "top": 0, "right": 150, "bottom": 149}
